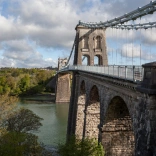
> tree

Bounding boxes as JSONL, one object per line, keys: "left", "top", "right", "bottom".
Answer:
{"left": 4, "top": 108, "right": 43, "bottom": 133}
{"left": 11, "top": 69, "right": 20, "bottom": 77}
{"left": 0, "top": 95, "right": 50, "bottom": 156}
{"left": 0, "top": 94, "right": 17, "bottom": 128}
{"left": 0, "top": 131, "right": 43, "bottom": 156}
{"left": 0, "top": 86, "right": 3, "bottom": 94}
{"left": 19, "top": 75, "right": 30, "bottom": 92}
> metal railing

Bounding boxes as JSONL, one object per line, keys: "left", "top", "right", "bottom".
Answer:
{"left": 59, "top": 65, "right": 144, "bottom": 82}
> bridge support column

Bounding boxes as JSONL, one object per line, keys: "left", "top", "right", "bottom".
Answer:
{"left": 67, "top": 72, "right": 80, "bottom": 137}
{"left": 102, "top": 96, "right": 135, "bottom": 156}
{"left": 146, "top": 96, "right": 156, "bottom": 155}
{"left": 55, "top": 73, "right": 71, "bottom": 103}
{"left": 136, "top": 62, "right": 156, "bottom": 156}
{"left": 134, "top": 95, "right": 156, "bottom": 156}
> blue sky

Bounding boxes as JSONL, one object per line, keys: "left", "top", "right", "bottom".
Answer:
{"left": 0, "top": 0, "right": 155, "bottom": 68}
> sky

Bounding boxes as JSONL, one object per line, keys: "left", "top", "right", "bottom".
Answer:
{"left": 0, "top": 0, "right": 155, "bottom": 68}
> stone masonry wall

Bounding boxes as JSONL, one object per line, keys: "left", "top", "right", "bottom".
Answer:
{"left": 67, "top": 71, "right": 156, "bottom": 156}
{"left": 75, "top": 94, "right": 86, "bottom": 139}
{"left": 55, "top": 73, "right": 71, "bottom": 103}
{"left": 102, "top": 97, "right": 134, "bottom": 156}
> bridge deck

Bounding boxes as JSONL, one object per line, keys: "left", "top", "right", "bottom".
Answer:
{"left": 59, "top": 65, "right": 144, "bottom": 82}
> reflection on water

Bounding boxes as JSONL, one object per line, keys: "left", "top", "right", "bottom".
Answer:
{"left": 18, "top": 99, "right": 69, "bottom": 146}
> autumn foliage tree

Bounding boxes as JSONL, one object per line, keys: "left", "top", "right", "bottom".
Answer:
{"left": 0, "top": 68, "right": 56, "bottom": 95}
{"left": 0, "top": 95, "right": 50, "bottom": 156}
{"left": 4, "top": 108, "right": 43, "bottom": 133}
{"left": 0, "top": 132, "right": 43, "bottom": 156}
{"left": 0, "top": 94, "right": 17, "bottom": 128}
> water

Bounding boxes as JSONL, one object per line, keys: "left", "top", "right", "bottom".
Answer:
{"left": 18, "top": 97, "right": 69, "bottom": 147}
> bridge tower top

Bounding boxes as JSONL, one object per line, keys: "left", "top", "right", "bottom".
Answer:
{"left": 73, "top": 25, "right": 108, "bottom": 66}
{"left": 58, "top": 58, "right": 68, "bottom": 70}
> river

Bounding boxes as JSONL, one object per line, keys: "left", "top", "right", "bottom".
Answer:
{"left": 18, "top": 95, "right": 69, "bottom": 147}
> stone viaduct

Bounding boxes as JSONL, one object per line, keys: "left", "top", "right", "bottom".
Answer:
{"left": 55, "top": 25, "right": 156, "bottom": 156}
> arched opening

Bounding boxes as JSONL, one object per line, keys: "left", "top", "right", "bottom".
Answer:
{"left": 85, "top": 85, "right": 100, "bottom": 139}
{"left": 82, "top": 55, "right": 90, "bottom": 65}
{"left": 102, "top": 96, "right": 135, "bottom": 156}
{"left": 94, "top": 55, "right": 103, "bottom": 66}
{"left": 95, "top": 36, "right": 101, "bottom": 49}
{"left": 75, "top": 81, "right": 86, "bottom": 139}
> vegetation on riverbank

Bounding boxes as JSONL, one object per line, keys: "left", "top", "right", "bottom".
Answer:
{"left": 0, "top": 68, "right": 56, "bottom": 96}
{"left": 0, "top": 67, "right": 57, "bottom": 155}
{"left": 0, "top": 94, "right": 52, "bottom": 156}
{"left": 58, "top": 135, "right": 105, "bottom": 156}
{"left": 0, "top": 68, "right": 105, "bottom": 156}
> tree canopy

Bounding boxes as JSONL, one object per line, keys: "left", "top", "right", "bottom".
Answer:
{"left": 0, "top": 95, "right": 51, "bottom": 156}
{"left": 4, "top": 108, "right": 43, "bottom": 133}
{"left": 0, "top": 68, "right": 56, "bottom": 95}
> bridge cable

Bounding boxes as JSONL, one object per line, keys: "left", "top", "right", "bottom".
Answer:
{"left": 126, "top": 26, "right": 128, "bottom": 65}
{"left": 115, "top": 29, "right": 118, "bottom": 65}
{"left": 66, "top": 31, "right": 79, "bottom": 66}
{"left": 112, "top": 28, "right": 114, "bottom": 64}
{"left": 82, "top": 56, "right": 86, "bottom": 62}
{"left": 132, "top": 27, "right": 134, "bottom": 66}
{"left": 150, "top": 27, "right": 152, "bottom": 62}
{"left": 140, "top": 17, "right": 142, "bottom": 65}
{"left": 79, "top": 1, "right": 156, "bottom": 29}
{"left": 121, "top": 28, "right": 124, "bottom": 65}
{"left": 111, "top": 21, "right": 156, "bottom": 30}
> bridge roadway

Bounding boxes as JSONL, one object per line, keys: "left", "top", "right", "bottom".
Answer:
{"left": 55, "top": 63, "right": 156, "bottom": 156}
{"left": 59, "top": 65, "right": 144, "bottom": 82}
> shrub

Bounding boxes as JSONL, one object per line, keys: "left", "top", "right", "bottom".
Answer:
{"left": 0, "top": 131, "right": 43, "bottom": 156}
{"left": 58, "top": 135, "right": 104, "bottom": 156}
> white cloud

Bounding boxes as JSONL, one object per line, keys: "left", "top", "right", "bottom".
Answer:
{"left": 0, "top": 0, "right": 155, "bottom": 67}
{"left": 1, "top": 40, "right": 56, "bottom": 68}
{"left": 121, "top": 43, "right": 156, "bottom": 61}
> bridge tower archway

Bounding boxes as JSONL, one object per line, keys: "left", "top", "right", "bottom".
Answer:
{"left": 94, "top": 55, "right": 103, "bottom": 66}
{"left": 82, "top": 55, "right": 90, "bottom": 65}
{"left": 75, "top": 81, "right": 86, "bottom": 139}
{"left": 102, "top": 96, "right": 135, "bottom": 156}
{"left": 85, "top": 85, "right": 100, "bottom": 139}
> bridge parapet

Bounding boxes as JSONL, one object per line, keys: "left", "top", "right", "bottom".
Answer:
{"left": 59, "top": 65, "right": 143, "bottom": 82}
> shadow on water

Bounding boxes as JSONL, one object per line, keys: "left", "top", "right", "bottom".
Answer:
{"left": 18, "top": 94, "right": 69, "bottom": 147}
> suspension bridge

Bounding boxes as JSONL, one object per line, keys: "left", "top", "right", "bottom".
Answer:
{"left": 55, "top": 1, "right": 156, "bottom": 156}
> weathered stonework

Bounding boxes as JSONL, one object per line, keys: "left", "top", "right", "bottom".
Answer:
{"left": 55, "top": 73, "right": 71, "bottom": 103}
{"left": 60, "top": 26, "right": 156, "bottom": 155}
{"left": 102, "top": 97, "right": 134, "bottom": 156}
{"left": 85, "top": 102, "right": 100, "bottom": 139}
{"left": 67, "top": 71, "right": 156, "bottom": 156}
{"left": 74, "top": 26, "right": 108, "bottom": 65}
{"left": 75, "top": 94, "right": 86, "bottom": 139}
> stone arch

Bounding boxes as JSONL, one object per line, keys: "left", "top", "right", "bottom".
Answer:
{"left": 75, "top": 80, "right": 86, "bottom": 139}
{"left": 85, "top": 85, "right": 100, "bottom": 139}
{"left": 82, "top": 55, "right": 90, "bottom": 65}
{"left": 94, "top": 54, "right": 103, "bottom": 65}
{"left": 102, "top": 96, "right": 135, "bottom": 156}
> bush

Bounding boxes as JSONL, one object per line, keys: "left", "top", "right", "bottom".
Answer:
{"left": 58, "top": 135, "right": 104, "bottom": 156}
{"left": 0, "top": 131, "right": 43, "bottom": 156}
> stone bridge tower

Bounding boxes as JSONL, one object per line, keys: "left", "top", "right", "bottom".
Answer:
{"left": 55, "top": 58, "right": 71, "bottom": 103}
{"left": 74, "top": 25, "right": 108, "bottom": 66}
